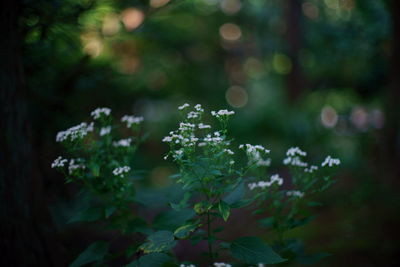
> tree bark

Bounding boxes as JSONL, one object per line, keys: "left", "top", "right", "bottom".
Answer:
{"left": 0, "top": 0, "right": 55, "bottom": 265}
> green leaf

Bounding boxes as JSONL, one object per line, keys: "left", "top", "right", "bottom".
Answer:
{"left": 126, "top": 253, "right": 172, "bottom": 267}
{"left": 258, "top": 217, "right": 275, "bottom": 228}
{"left": 139, "top": 231, "right": 177, "bottom": 253}
{"left": 223, "top": 182, "right": 245, "bottom": 205}
{"left": 174, "top": 222, "right": 200, "bottom": 239}
{"left": 153, "top": 209, "right": 195, "bottom": 231}
{"left": 194, "top": 201, "right": 211, "bottom": 214}
{"left": 69, "top": 241, "right": 109, "bottom": 267}
{"left": 230, "top": 236, "right": 286, "bottom": 264}
{"left": 218, "top": 201, "right": 231, "bottom": 222}
{"left": 170, "top": 191, "right": 191, "bottom": 211}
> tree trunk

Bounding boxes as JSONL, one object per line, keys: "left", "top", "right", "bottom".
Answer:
{"left": 0, "top": 0, "right": 55, "bottom": 265}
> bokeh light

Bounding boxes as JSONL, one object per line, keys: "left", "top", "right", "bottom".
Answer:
{"left": 321, "top": 105, "right": 338, "bottom": 128}
{"left": 219, "top": 23, "right": 242, "bottom": 41}
{"left": 121, "top": 8, "right": 145, "bottom": 31}
{"left": 220, "top": 0, "right": 242, "bottom": 15}
{"left": 225, "top": 85, "right": 248, "bottom": 108}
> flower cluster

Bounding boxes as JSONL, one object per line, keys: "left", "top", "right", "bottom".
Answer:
{"left": 51, "top": 156, "right": 68, "bottom": 168}
{"left": 179, "top": 264, "right": 196, "bottom": 267}
{"left": 178, "top": 103, "right": 190, "bottom": 110}
{"left": 121, "top": 115, "right": 144, "bottom": 128}
{"left": 211, "top": 109, "right": 235, "bottom": 118}
{"left": 321, "top": 155, "right": 341, "bottom": 167}
{"left": 283, "top": 147, "right": 308, "bottom": 167}
{"left": 304, "top": 165, "right": 318, "bottom": 173}
{"left": 286, "top": 190, "right": 305, "bottom": 198}
{"left": 240, "top": 144, "right": 271, "bottom": 167}
{"left": 112, "top": 166, "right": 131, "bottom": 177}
{"left": 91, "top": 107, "right": 111, "bottom": 119}
{"left": 214, "top": 263, "right": 232, "bottom": 267}
{"left": 113, "top": 138, "right": 132, "bottom": 147}
{"left": 100, "top": 126, "right": 112, "bottom": 136}
{"left": 68, "top": 158, "right": 86, "bottom": 174}
{"left": 56, "top": 122, "right": 94, "bottom": 142}
{"left": 248, "top": 174, "right": 284, "bottom": 190}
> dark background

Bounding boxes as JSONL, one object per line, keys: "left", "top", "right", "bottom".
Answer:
{"left": 1, "top": 0, "right": 399, "bottom": 266}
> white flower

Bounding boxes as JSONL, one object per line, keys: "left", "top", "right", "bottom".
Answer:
{"left": 51, "top": 156, "right": 68, "bottom": 168}
{"left": 229, "top": 160, "right": 235, "bottom": 165}
{"left": 56, "top": 122, "right": 94, "bottom": 142}
{"left": 283, "top": 156, "right": 308, "bottom": 167}
{"left": 224, "top": 149, "right": 234, "bottom": 155}
{"left": 162, "top": 136, "right": 173, "bottom": 142}
{"left": 91, "top": 107, "right": 111, "bottom": 119}
{"left": 180, "top": 264, "right": 196, "bottom": 267}
{"left": 321, "top": 155, "right": 341, "bottom": 167}
{"left": 121, "top": 115, "right": 144, "bottom": 127}
{"left": 248, "top": 174, "right": 283, "bottom": 190}
{"left": 198, "top": 123, "right": 211, "bottom": 129}
{"left": 240, "top": 144, "right": 271, "bottom": 167}
{"left": 68, "top": 159, "right": 85, "bottom": 174}
{"left": 113, "top": 166, "right": 131, "bottom": 177}
{"left": 100, "top": 126, "right": 111, "bottom": 136}
{"left": 187, "top": 111, "right": 200, "bottom": 119}
{"left": 211, "top": 109, "right": 235, "bottom": 118}
{"left": 286, "top": 146, "right": 307, "bottom": 157}
{"left": 178, "top": 103, "right": 190, "bottom": 110}
{"left": 305, "top": 165, "right": 318, "bottom": 173}
{"left": 113, "top": 138, "right": 132, "bottom": 147}
{"left": 214, "top": 263, "right": 231, "bottom": 267}
{"left": 194, "top": 104, "right": 204, "bottom": 112}
{"left": 286, "top": 190, "right": 305, "bottom": 198}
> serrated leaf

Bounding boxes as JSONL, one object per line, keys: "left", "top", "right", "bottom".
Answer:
{"left": 218, "top": 201, "right": 230, "bottom": 222}
{"left": 174, "top": 222, "right": 200, "bottom": 239}
{"left": 69, "top": 241, "right": 109, "bottom": 267}
{"left": 139, "top": 231, "right": 177, "bottom": 253}
{"left": 230, "top": 236, "right": 286, "bottom": 264}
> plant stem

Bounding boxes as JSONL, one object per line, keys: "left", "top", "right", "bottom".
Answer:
{"left": 207, "top": 210, "right": 214, "bottom": 265}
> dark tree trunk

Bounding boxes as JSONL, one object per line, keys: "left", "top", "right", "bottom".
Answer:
{"left": 383, "top": 0, "right": 400, "bottom": 183}
{"left": 0, "top": 0, "right": 55, "bottom": 265}
{"left": 285, "top": 0, "right": 304, "bottom": 103}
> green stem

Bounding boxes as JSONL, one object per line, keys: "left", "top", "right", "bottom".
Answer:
{"left": 207, "top": 211, "right": 214, "bottom": 264}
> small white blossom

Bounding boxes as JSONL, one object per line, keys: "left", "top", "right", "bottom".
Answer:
{"left": 286, "top": 146, "right": 307, "bottom": 157}
{"left": 198, "top": 142, "right": 207, "bottom": 147}
{"left": 113, "top": 166, "right": 131, "bottom": 177}
{"left": 214, "top": 263, "right": 232, "bottom": 267}
{"left": 305, "top": 165, "right": 318, "bottom": 173}
{"left": 187, "top": 111, "right": 200, "bottom": 119}
{"left": 51, "top": 156, "right": 68, "bottom": 168}
{"left": 162, "top": 136, "right": 173, "bottom": 142}
{"left": 113, "top": 138, "right": 132, "bottom": 147}
{"left": 180, "top": 264, "right": 196, "bottom": 267}
{"left": 194, "top": 104, "right": 204, "bottom": 112}
{"left": 68, "top": 159, "right": 85, "bottom": 174}
{"left": 121, "top": 115, "right": 144, "bottom": 128}
{"left": 198, "top": 123, "right": 211, "bottom": 129}
{"left": 229, "top": 160, "right": 235, "bottom": 165}
{"left": 240, "top": 144, "right": 271, "bottom": 167}
{"left": 321, "top": 155, "right": 341, "bottom": 167}
{"left": 211, "top": 109, "right": 235, "bottom": 118}
{"left": 178, "top": 103, "right": 190, "bottom": 110}
{"left": 91, "top": 107, "right": 111, "bottom": 119}
{"left": 283, "top": 156, "right": 308, "bottom": 167}
{"left": 100, "top": 126, "right": 111, "bottom": 136}
{"left": 56, "top": 122, "right": 94, "bottom": 142}
{"left": 224, "top": 149, "right": 234, "bottom": 155}
{"left": 248, "top": 174, "right": 284, "bottom": 190}
{"left": 286, "top": 190, "right": 305, "bottom": 198}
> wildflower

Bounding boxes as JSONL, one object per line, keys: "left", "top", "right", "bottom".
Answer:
{"left": 194, "top": 104, "right": 204, "bottom": 112}
{"left": 198, "top": 123, "right": 211, "bottom": 129}
{"left": 211, "top": 109, "right": 235, "bottom": 118}
{"left": 51, "top": 156, "right": 68, "bottom": 168}
{"left": 224, "top": 149, "right": 234, "bottom": 155}
{"left": 248, "top": 174, "right": 283, "bottom": 190}
{"left": 321, "top": 155, "right": 341, "bottom": 167}
{"left": 100, "top": 126, "right": 111, "bottom": 136}
{"left": 187, "top": 111, "right": 200, "bottom": 119}
{"left": 229, "top": 160, "right": 235, "bottom": 165}
{"left": 180, "top": 264, "right": 196, "bottom": 267}
{"left": 113, "top": 138, "right": 132, "bottom": 147}
{"left": 121, "top": 115, "right": 144, "bottom": 128}
{"left": 178, "top": 103, "right": 190, "bottom": 110}
{"left": 162, "top": 136, "right": 173, "bottom": 142}
{"left": 56, "top": 122, "right": 94, "bottom": 142}
{"left": 68, "top": 159, "right": 85, "bottom": 174}
{"left": 240, "top": 144, "right": 271, "bottom": 167}
{"left": 214, "top": 263, "right": 232, "bottom": 267}
{"left": 286, "top": 146, "right": 307, "bottom": 157}
{"left": 304, "top": 165, "right": 318, "bottom": 173}
{"left": 286, "top": 190, "right": 305, "bottom": 198}
{"left": 283, "top": 156, "right": 308, "bottom": 167}
{"left": 112, "top": 166, "right": 131, "bottom": 177}
{"left": 91, "top": 107, "right": 111, "bottom": 119}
